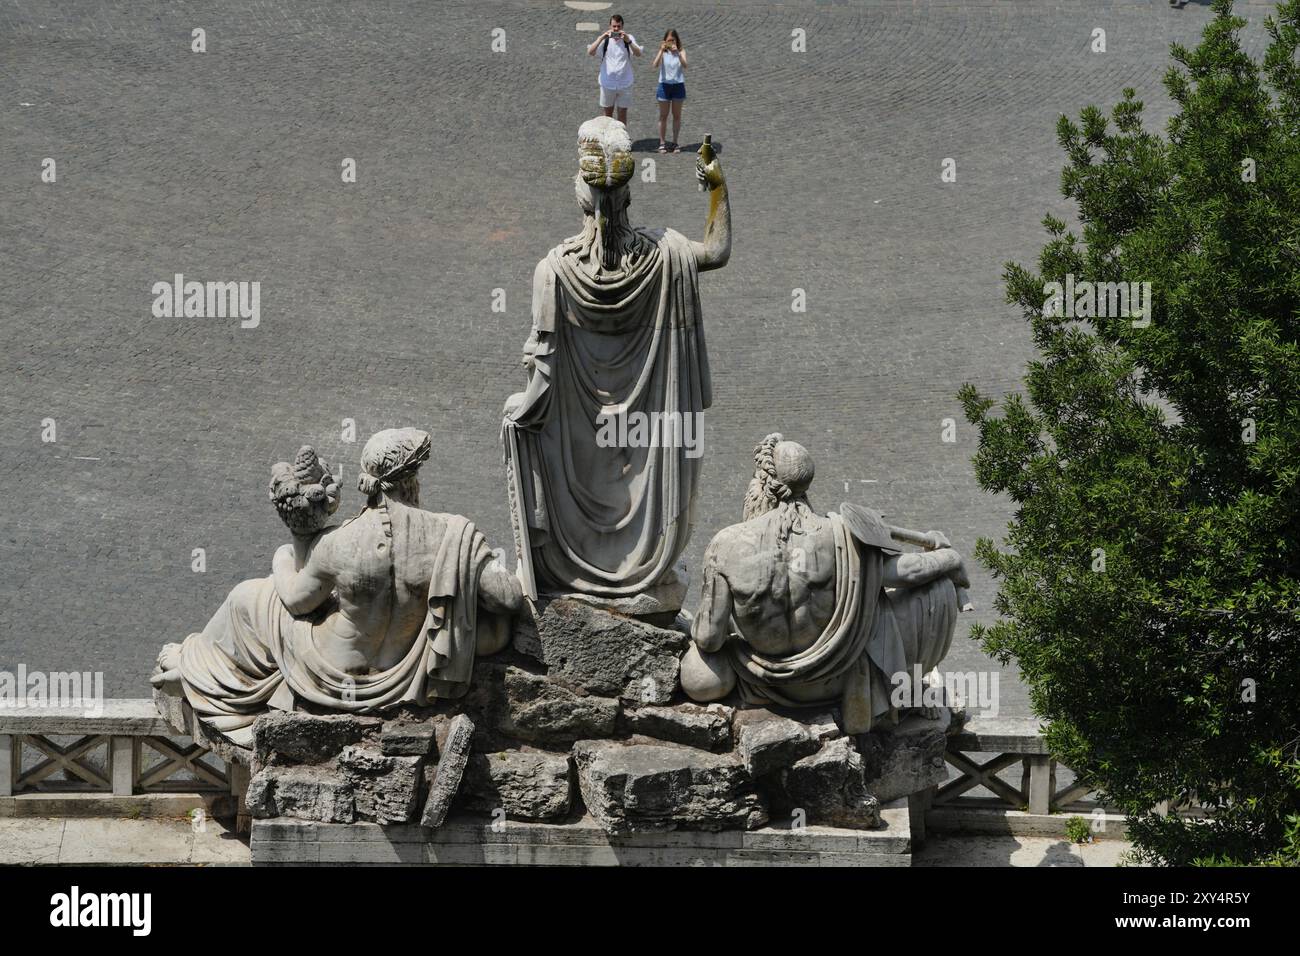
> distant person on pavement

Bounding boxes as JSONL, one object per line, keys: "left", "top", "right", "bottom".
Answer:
{"left": 653, "top": 29, "right": 687, "bottom": 153}
{"left": 588, "top": 14, "right": 641, "bottom": 126}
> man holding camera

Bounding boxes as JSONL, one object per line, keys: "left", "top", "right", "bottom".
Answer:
{"left": 588, "top": 14, "right": 642, "bottom": 125}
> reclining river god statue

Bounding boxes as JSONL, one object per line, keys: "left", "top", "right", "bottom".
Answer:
{"left": 151, "top": 428, "right": 523, "bottom": 747}
{"left": 680, "top": 434, "right": 973, "bottom": 733}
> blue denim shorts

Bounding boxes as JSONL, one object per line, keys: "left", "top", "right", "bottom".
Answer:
{"left": 656, "top": 82, "right": 686, "bottom": 102}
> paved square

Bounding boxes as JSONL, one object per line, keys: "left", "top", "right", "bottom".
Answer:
{"left": 1, "top": 1, "right": 1277, "bottom": 708}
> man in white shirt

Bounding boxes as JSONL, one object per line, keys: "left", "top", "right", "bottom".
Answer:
{"left": 587, "top": 14, "right": 642, "bottom": 125}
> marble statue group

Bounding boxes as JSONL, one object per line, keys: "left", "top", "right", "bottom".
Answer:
{"left": 153, "top": 116, "right": 971, "bottom": 789}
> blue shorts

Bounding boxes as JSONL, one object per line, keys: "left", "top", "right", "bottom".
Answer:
{"left": 656, "top": 82, "right": 686, "bottom": 102}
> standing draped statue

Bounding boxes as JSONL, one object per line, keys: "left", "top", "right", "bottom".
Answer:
{"left": 502, "top": 117, "right": 731, "bottom": 599}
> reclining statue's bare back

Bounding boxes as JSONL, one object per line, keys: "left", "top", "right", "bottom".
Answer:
{"left": 305, "top": 502, "right": 444, "bottom": 674}
{"left": 718, "top": 510, "right": 838, "bottom": 658}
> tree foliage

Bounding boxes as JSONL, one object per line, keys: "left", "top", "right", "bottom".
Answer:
{"left": 960, "top": 0, "right": 1300, "bottom": 865}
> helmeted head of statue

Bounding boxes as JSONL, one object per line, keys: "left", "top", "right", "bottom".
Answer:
{"left": 358, "top": 427, "right": 431, "bottom": 506}
{"left": 577, "top": 116, "right": 634, "bottom": 190}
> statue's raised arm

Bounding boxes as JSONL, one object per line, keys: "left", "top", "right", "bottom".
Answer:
{"left": 691, "top": 136, "right": 731, "bottom": 272}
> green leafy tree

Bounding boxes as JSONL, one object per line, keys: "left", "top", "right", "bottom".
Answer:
{"left": 959, "top": 0, "right": 1300, "bottom": 865}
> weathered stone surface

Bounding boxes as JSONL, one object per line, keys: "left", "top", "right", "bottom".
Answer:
{"left": 245, "top": 765, "right": 355, "bottom": 823}
{"left": 499, "top": 667, "right": 619, "bottom": 743}
{"left": 573, "top": 740, "right": 767, "bottom": 835}
{"left": 558, "top": 560, "right": 690, "bottom": 620}
{"left": 858, "top": 708, "right": 951, "bottom": 803}
{"left": 514, "top": 599, "right": 686, "bottom": 704}
{"left": 381, "top": 720, "right": 438, "bottom": 757}
{"left": 421, "top": 714, "right": 475, "bottom": 828}
{"left": 460, "top": 750, "right": 572, "bottom": 821}
{"left": 779, "top": 737, "right": 880, "bottom": 830}
{"left": 338, "top": 745, "right": 424, "bottom": 824}
{"left": 735, "top": 710, "right": 818, "bottom": 778}
{"left": 253, "top": 712, "right": 377, "bottom": 767}
{"left": 806, "top": 712, "right": 843, "bottom": 742}
{"left": 619, "top": 702, "right": 734, "bottom": 752}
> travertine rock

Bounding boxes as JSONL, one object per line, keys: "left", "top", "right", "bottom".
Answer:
{"left": 513, "top": 599, "right": 686, "bottom": 704}
{"left": 573, "top": 740, "right": 767, "bottom": 835}
{"left": 253, "top": 712, "right": 377, "bottom": 767}
{"left": 619, "top": 702, "right": 734, "bottom": 752}
{"left": 421, "top": 714, "right": 475, "bottom": 828}
{"left": 735, "top": 710, "right": 818, "bottom": 778}
{"left": 381, "top": 720, "right": 438, "bottom": 757}
{"left": 338, "top": 745, "right": 424, "bottom": 824}
{"left": 498, "top": 667, "right": 619, "bottom": 743}
{"left": 858, "top": 708, "right": 951, "bottom": 803}
{"left": 460, "top": 750, "right": 573, "bottom": 821}
{"left": 779, "top": 737, "right": 880, "bottom": 830}
{"left": 245, "top": 765, "right": 355, "bottom": 824}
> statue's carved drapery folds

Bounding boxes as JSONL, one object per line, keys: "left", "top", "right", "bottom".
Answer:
{"left": 681, "top": 435, "right": 970, "bottom": 734}
{"left": 503, "top": 117, "right": 731, "bottom": 599}
{"left": 153, "top": 429, "right": 522, "bottom": 746}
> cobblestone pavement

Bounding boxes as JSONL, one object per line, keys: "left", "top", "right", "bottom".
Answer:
{"left": 1, "top": 1, "right": 1278, "bottom": 702}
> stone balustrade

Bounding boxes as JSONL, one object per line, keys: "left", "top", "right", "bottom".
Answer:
{"left": 0, "top": 699, "right": 240, "bottom": 818}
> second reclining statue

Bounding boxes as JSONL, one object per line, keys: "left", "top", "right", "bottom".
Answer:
{"left": 681, "top": 434, "right": 972, "bottom": 734}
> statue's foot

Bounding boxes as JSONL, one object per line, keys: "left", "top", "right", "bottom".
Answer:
{"left": 680, "top": 644, "right": 736, "bottom": 703}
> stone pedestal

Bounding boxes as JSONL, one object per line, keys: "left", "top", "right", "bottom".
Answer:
{"left": 186, "top": 592, "right": 957, "bottom": 864}
{"left": 250, "top": 800, "right": 914, "bottom": 866}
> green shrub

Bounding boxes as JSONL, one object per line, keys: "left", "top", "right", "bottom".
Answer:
{"left": 960, "top": 0, "right": 1300, "bottom": 866}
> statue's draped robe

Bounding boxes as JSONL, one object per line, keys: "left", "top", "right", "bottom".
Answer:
{"left": 176, "top": 512, "right": 501, "bottom": 744}
{"left": 699, "top": 512, "right": 957, "bottom": 734}
{"left": 503, "top": 227, "right": 710, "bottom": 597}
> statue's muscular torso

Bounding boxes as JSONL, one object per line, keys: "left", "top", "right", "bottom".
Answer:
{"left": 704, "top": 508, "right": 838, "bottom": 658}
{"left": 290, "top": 501, "right": 520, "bottom": 675}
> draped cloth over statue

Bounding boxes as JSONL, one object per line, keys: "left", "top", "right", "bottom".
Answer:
{"left": 702, "top": 513, "right": 957, "bottom": 734}
{"left": 504, "top": 226, "right": 711, "bottom": 598}
{"left": 175, "top": 513, "right": 502, "bottom": 742}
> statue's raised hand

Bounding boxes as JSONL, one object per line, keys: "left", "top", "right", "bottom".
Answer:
{"left": 695, "top": 154, "right": 724, "bottom": 192}
{"left": 269, "top": 446, "right": 341, "bottom": 537}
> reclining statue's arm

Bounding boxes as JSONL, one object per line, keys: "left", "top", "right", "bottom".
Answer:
{"left": 691, "top": 539, "right": 733, "bottom": 653}
{"left": 691, "top": 154, "right": 731, "bottom": 273}
{"left": 882, "top": 546, "right": 970, "bottom": 591}
{"left": 272, "top": 538, "right": 336, "bottom": 616}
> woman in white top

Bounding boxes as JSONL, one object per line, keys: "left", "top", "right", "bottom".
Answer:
{"left": 652, "top": 30, "right": 687, "bottom": 153}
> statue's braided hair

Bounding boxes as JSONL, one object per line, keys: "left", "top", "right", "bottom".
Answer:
{"left": 743, "top": 433, "right": 814, "bottom": 545}
{"left": 743, "top": 432, "right": 786, "bottom": 521}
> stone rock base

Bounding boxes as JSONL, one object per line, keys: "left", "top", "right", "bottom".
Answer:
{"left": 250, "top": 799, "right": 913, "bottom": 866}
{"left": 175, "top": 593, "right": 959, "bottom": 844}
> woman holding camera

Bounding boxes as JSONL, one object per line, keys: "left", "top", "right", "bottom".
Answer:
{"left": 653, "top": 30, "right": 687, "bottom": 153}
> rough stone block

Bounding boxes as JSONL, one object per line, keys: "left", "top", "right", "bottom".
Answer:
{"left": 735, "top": 710, "right": 818, "bottom": 778}
{"left": 381, "top": 720, "right": 438, "bottom": 757}
{"left": 779, "top": 737, "right": 880, "bottom": 830}
{"left": 499, "top": 667, "right": 619, "bottom": 743}
{"left": 515, "top": 599, "right": 686, "bottom": 704}
{"left": 619, "top": 702, "right": 734, "bottom": 751}
{"left": 245, "top": 765, "right": 355, "bottom": 824}
{"left": 253, "top": 712, "right": 378, "bottom": 767}
{"left": 460, "top": 750, "right": 572, "bottom": 821}
{"left": 338, "top": 745, "right": 424, "bottom": 824}
{"left": 573, "top": 740, "right": 767, "bottom": 835}
{"left": 421, "top": 714, "right": 475, "bottom": 828}
{"left": 858, "top": 709, "right": 951, "bottom": 803}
